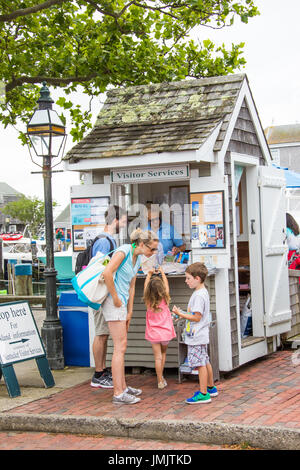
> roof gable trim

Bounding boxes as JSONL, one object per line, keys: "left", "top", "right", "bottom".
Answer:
{"left": 217, "top": 78, "right": 271, "bottom": 165}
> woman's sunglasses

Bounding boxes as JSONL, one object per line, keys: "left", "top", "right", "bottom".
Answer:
{"left": 146, "top": 245, "right": 158, "bottom": 253}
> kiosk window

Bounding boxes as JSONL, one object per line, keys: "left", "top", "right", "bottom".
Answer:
{"left": 170, "top": 185, "right": 189, "bottom": 237}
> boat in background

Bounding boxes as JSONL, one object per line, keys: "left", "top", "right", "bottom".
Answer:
{"left": 1, "top": 222, "right": 74, "bottom": 282}
{"left": 2, "top": 237, "right": 46, "bottom": 263}
{"left": 0, "top": 232, "right": 23, "bottom": 241}
{"left": 38, "top": 245, "right": 74, "bottom": 281}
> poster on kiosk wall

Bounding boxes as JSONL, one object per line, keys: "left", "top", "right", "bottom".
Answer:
{"left": 190, "top": 191, "right": 225, "bottom": 249}
{"left": 71, "top": 197, "right": 110, "bottom": 251}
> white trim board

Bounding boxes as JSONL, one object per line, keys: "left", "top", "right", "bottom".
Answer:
{"left": 214, "top": 268, "right": 233, "bottom": 371}
{"left": 269, "top": 142, "right": 300, "bottom": 149}
{"left": 239, "top": 339, "right": 268, "bottom": 366}
{"left": 65, "top": 150, "right": 199, "bottom": 172}
{"left": 70, "top": 183, "right": 111, "bottom": 198}
{"left": 230, "top": 152, "right": 260, "bottom": 166}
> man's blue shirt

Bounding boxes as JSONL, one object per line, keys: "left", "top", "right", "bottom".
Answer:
{"left": 91, "top": 233, "right": 116, "bottom": 257}
{"left": 147, "top": 221, "right": 183, "bottom": 254}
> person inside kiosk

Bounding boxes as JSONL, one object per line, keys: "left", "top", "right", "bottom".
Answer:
{"left": 147, "top": 204, "right": 186, "bottom": 256}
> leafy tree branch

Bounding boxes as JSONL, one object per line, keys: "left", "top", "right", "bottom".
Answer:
{"left": 0, "top": 0, "right": 66, "bottom": 22}
{"left": 0, "top": 1, "right": 259, "bottom": 142}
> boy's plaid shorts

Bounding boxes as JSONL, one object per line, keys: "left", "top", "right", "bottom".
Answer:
{"left": 188, "top": 344, "right": 210, "bottom": 368}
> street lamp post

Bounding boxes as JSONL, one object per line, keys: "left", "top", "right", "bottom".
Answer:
{"left": 26, "top": 82, "right": 66, "bottom": 369}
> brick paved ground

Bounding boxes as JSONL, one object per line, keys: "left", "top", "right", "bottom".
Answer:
{"left": 0, "top": 431, "right": 228, "bottom": 450}
{"left": 4, "top": 350, "right": 300, "bottom": 429}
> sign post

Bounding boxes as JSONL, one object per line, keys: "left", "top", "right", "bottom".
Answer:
{"left": 0, "top": 301, "right": 55, "bottom": 398}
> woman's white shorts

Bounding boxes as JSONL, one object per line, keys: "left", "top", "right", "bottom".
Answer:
{"left": 101, "top": 294, "right": 127, "bottom": 322}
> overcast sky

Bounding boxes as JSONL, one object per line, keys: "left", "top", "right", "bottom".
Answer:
{"left": 1, "top": 0, "right": 299, "bottom": 214}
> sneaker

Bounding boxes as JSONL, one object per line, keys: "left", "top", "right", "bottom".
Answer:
{"left": 102, "top": 368, "right": 112, "bottom": 380}
{"left": 112, "top": 391, "right": 141, "bottom": 405}
{"left": 90, "top": 373, "right": 113, "bottom": 389}
{"left": 126, "top": 386, "right": 142, "bottom": 396}
{"left": 207, "top": 386, "right": 218, "bottom": 397}
{"left": 185, "top": 391, "right": 211, "bottom": 404}
{"left": 158, "top": 381, "right": 167, "bottom": 389}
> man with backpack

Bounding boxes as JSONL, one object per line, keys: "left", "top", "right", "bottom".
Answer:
{"left": 86, "top": 205, "right": 127, "bottom": 389}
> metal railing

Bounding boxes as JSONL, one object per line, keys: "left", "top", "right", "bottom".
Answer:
{"left": 0, "top": 278, "right": 73, "bottom": 296}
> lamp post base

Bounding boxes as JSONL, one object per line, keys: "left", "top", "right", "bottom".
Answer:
{"left": 41, "top": 268, "right": 64, "bottom": 370}
{"left": 41, "top": 321, "right": 64, "bottom": 370}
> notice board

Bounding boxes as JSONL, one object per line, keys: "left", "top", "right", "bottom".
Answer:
{"left": 190, "top": 191, "right": 225, "bottom": 249}
{"left": 71, "top": 197, "right": 110, "bottom": 252}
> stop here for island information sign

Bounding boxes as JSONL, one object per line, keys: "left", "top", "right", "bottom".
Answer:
{"left": 0, "top": 301, "right": 54, "bottom": 397}
{"left": 0, "top": 302, "right": 44, "bottom": 364}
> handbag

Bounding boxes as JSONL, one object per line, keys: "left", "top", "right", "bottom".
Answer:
{"left": 71, "top": 249, "right": 129, "bottom": 309}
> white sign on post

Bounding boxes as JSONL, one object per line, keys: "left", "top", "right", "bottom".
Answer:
{"left": 0, "top": 302, "right": 45, "bottom": 365}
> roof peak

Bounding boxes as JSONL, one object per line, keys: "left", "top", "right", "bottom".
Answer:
{"left": 107, "top": 73, "right": 247, "bottom": 96}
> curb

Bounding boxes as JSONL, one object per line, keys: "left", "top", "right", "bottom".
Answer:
{"left": 0, "top": 413, "right": 300, "bottom": 450}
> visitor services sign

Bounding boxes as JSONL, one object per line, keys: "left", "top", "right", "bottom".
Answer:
{"left": 111, "top": 165, "right": 189, "bottom": 183}
{"left": 0, "top": 301, "right": 45, "bottom": 366}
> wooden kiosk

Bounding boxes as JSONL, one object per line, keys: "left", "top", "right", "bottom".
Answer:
{"left": 64, "top": 74, "right": 294, "bottom": 374}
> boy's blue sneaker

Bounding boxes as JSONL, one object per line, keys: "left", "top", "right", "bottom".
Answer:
{"left": 207, "top": 386, "right": 218, "bottom": 397}
{"left": 185, "top": 391, "right": 211, "bottom": 404}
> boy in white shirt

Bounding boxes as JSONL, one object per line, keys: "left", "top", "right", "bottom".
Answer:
{"left": 173, "top": 262, "right": 218, "bottom": 404}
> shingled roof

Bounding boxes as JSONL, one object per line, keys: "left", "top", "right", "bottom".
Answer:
{"left": 265, "top": 124, "right": 300, "bottom": 145}
{"left": 65, "top": 74, "right": 246, "bottom": 162}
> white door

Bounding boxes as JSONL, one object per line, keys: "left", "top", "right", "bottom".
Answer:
{"left": 258, "top": 166, "right": 291, "bottom": 336}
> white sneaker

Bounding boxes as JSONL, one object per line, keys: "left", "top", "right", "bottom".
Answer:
{"left": 126, "top": 386, "right": 142, "bottom": 396}
{"left": 112, "top": 391, "right": 141, "bottom": 405}
{"left": 158, "top": 381, "right": 167, "bottom": 389}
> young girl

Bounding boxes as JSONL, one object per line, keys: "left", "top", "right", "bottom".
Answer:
{"left": 143, "top": 267, "right": 176, "bottom": 389}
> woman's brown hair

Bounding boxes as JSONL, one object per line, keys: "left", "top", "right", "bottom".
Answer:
{"left": 286, "top": 213, "right": 300, "bottom": 236}
{"left": 143, "top": 275, "right": 170, "bottom": 312}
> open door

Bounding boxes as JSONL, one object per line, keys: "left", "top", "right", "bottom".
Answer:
{"left": 259, "top": 166, "right": 291, "bottom": 336}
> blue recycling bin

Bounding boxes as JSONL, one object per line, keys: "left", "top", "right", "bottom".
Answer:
{"left": 58, "top": 291, "right": 93, "bottom": 366}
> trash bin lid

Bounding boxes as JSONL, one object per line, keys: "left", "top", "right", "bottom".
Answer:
{"left": 58, "top": 290, "right": 88, "bottom": 307}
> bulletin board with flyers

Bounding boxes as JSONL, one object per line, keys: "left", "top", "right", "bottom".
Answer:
{"left": 71, "top": 197, "right": 110, "bottom": 252}
{"left": 190, "top": 191, "right": 225, "bottom": 249}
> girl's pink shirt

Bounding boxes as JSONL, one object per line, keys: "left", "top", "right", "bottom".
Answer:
{"left": 145, "top": 299, "right": 176, "bottom": 343}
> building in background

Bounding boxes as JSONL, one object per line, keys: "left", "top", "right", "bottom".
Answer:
{"left": 265, "top": 124, "right": 300, "bottom": 171}
{"left": 0, "top": 182, "right": 24, "bottom": 233}
{"left": 265, "top": 124, "right": 300, "bottom": 221}
{"left": 54, "top": 204, "right": 71, "bottom": 250}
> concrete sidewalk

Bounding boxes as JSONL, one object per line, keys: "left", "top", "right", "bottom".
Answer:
{"left": 1, "top": 348, "right": 300, "bottom": 449}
